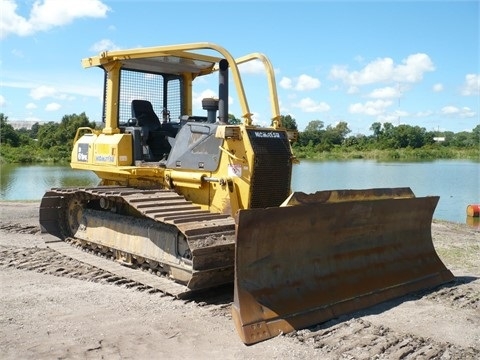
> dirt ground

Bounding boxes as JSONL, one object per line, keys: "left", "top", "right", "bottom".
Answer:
{"left": 0, "top": 201, "right": 479, "bottom": 360}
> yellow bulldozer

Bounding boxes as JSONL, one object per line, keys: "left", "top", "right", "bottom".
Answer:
{"left": 39, "top": 42, "right": 454, "bottom": 345}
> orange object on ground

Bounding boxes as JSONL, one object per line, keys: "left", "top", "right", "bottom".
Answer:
{"left": 466, "top": 204, "right": 480, "bottom": 217}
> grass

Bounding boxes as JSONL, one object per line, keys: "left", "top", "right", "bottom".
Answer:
{"left": 293, "top": 147, "right": 480, "bottom": 161}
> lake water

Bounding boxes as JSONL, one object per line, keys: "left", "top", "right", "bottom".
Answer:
{"left": 1, "top": 160, "right": 479, "bottom": 226}
{"left": 291, "top": 159, "right": 479, "bottom": 226}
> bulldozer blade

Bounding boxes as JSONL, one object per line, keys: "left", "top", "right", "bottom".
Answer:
{"left": 232, "top": 192, "right": 454, "bottom": 345}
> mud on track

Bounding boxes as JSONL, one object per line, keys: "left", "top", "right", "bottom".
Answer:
{"left": 1, "top": 202, "right": 479, "bottom": 359}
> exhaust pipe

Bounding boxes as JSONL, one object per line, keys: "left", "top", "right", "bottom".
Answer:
{"left": 218, "top": 59, "right": 229, "bottom": 124}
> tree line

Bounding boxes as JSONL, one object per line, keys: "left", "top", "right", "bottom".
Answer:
{"left": 278, "top": 115, "right": 479, "bottom": 160}
{"left": 1, "top": 112, "right": 478, "bottom": 164}
{"left": 1, "top": 113, "right": 95, "bottom": 163}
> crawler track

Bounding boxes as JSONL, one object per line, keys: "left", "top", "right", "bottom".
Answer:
{"left": 39, "top": 186, "right": 237, "bottom": 296}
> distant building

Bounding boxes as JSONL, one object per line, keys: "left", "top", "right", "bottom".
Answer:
{"left": 7, "top": 120, "right": 102, "bottom": 130}
{"left": 8, "top": 121, "right": 42, "bottom": 130}
{"left": 433, "top": 137, "right": 445, "bottom": 142}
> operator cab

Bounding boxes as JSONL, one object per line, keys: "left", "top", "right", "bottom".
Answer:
{"left": 123, "top": 97, "right": 221, "bottom": 164}
{"left": 89, "top": 46, "right": 231, "bottom": 165}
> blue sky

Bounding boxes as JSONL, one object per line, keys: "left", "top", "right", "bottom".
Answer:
{"left": 1, "top": 0, "right": 479, "bottom": 134}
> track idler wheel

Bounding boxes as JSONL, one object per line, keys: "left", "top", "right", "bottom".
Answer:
{"left": 59, "top": 197, "right": 86, "bottom": 238}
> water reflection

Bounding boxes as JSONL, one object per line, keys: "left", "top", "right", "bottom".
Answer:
{"left": 1, "top": 164, "right": 100, "bottom": 201}
{"left": 466, "top": 216, "right": 480, "bottom": 230}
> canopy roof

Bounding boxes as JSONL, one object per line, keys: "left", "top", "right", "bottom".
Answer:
{"left": 81, "top": 43, "right": 227, "bottom": 76}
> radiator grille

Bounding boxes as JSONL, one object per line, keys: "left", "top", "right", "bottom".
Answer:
{"left": 247, "top": 129, "right": 292, "bottom": 208}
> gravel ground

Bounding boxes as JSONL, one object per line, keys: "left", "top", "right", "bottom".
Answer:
{"left": 0, "top": 201, "right": 479, "bottom": 360}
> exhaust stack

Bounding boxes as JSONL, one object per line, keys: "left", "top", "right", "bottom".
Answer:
{"left": 218, "top": 59, "right": 229, "bottom": 124}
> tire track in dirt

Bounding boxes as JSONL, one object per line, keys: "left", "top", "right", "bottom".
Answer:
{"left": 0, "top": 223, "right": 39, "bottom": 234}
{"left": 290, "top": 318, "right": 479, "bottom": 359}
{"left": 418, "top": 278, "right": 480, "bottom": 310}
{"left": 0, "top": 245, "right": 155, "bottom": 291}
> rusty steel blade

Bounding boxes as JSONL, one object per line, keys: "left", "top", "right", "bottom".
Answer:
{"left": 232, "top": 194, "right": 454, "bottom": 345}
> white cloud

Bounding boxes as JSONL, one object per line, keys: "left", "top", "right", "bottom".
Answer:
{"left": 393, "top": 109, "right": 409, "bottom": 118}
{"left": 279, "top": 75, "right": 320, "bottom": 91}
{"left": 59, "top": 94, "right": 75, "bottom": 101}
{"left": 393, "top": 53, "right": 435, "bottom": 83}
{"left": 294, "top": 74, "right": 321, "bottom": 91}
{"left": 30, "top": 85, "right": 57, "bottom": 100}
{"left": 441, "top": 106, "right": 459, "bottom": 115}
{"left": 193, "top": 89, "right": 217, "bottom": 105}
{"left": 416, "top": 110, "right": 434, "bottom": 117}
{"left": 432, "top": 83, "right": 444, "bottom": 92}
{"left": 329, "top": 65, "right": 349, "bottom": 81}
{"left": 29, "top": 85, "right": 76, "bottom": 102}
{"left": 347, "top": 86, "right": 359, "bottom": 94}
{"left": 368, "top": 86, "right": 401, "bottom": 99}
{"left": 279, "top": 77, "right": 293, "bottom": 89}
{"left": 26, "top": 103, "right": 37, "bottom": 110}
{"left": 90, "top": 39, "right": 121, "bottom": 53}
{"left": 378, "top": 113, "right": 403, "bottom": 124}
{"left": 45, "top": 102, "right": 61, "bottom": 111}
{"left": 278, "top": 99, "right": 289, "bottom": 115}
{"left": 2, "top": 78, "right": 101, "bottom": 103}
{"left": 238, "top": 59, "right": 264, "bottom": 74}
{"left": 0, "top": 0, "right": 109, "bottom": 39}
{"left": 0, "top": 80, "right": 36, "bottom": 90}
{"left": 0, "top": 95, "right": 5, "bottom": 106}
{"left": 192, "top": 89, "right": 234, "bottom": 113}
{"left": 294, "top": 97, "right": 330, "bottom": 113}
{"left": 352, "top": 57, "right": 395, "bottom": 85}
{"left": 250, "top": 112, "right": 265, "bottom": 126}
{"left": 440, "top": 106, "right": 476, "bottom": 118}
{"left": 349, "top": 100, "right": 393, "bottom": 116}
{"left": 461, "top": 74, "right": 480, "bottom": 96}
{"left": 330, "top": 53, "right": 435, "bottom": 86}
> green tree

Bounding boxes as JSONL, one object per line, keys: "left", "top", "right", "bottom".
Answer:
{"left": 228, "top": 113, "right": 242, "bottom": 125}
{"left": 37, "top": 113, "right": 95, "bottom": 151}
{"left": 30, "top": 122, "right": 40, "bottom": 139}
{"left": 392, "top": 125, "right": 427, "bottom": 148}
{"left": 372, "top": 122, "right": 395, "bottom": 149}
{"left": 370, "top": 122, "right": 382, "bottom": 138}
{"left": 450, "top": 131, "right": 474, "bottom": 148}
{"left": 472, "top": 124, "right": 480, "bottom": 145}
{"left": 344, "top": 134, "right": 368, "bottom": 150}
{"left": 304, "top": 120, "right": 324, "bottom": 133}
{"left": 37, "top": 122, "right": 61, "bottom": 149}
{"left": 322, "top": 121, "right": 351, "bottom": 146}
{"left": 333, "top": 121, "right": 351, "bottom": 141}
{"left": 279, "top": 115, "right": 298, "bottom": 130}
{"left": 297, "top": 120, "right": 324, "bottom": 147}
{"left": 0, "top": 114, "right": 20, "bottom": 147}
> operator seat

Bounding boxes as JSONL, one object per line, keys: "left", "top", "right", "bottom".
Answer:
{"left": 131, "top": 100, "right": 170, "bottom": 160}
{"left": 131, "top": 99, "right": 161, "bottom": 133}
